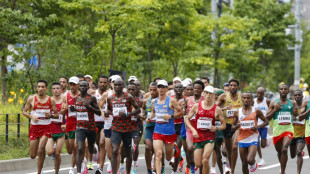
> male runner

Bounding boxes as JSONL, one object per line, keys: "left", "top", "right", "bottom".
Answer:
{"left": 61, "top": 76, "right": 80, "bottom": 174}
{"left": 185, "top": 84, "right": 194, "bottom": 97}
{"left": 127, "top": 83, "right": 143, "bottom": 174}
{"left": 266, "top": 84, "right": 298, "bottom": 174}
{"left": 170, "top": 83, "right": 185, "bottom": 174}
{"left": 70, "top": 80, "right": 101, "bottom": 174}
{"left": 105, "top": 79, "right": 141, "bottom": 174}
{"left": 85, "top": 75, "right": 93, "bottom": 87}
{"left": 134, "top": 80, "right": 146, "bottom": 96}
{"left": 22, "top": 79, "right": 59, "bottom": 174}
{"left": 77, "top": 74, "right": 86, "bottom": 82}
{"left": 254, "top": 87, "right": 270, "bottom": 166}
{"left": 142, "top": 82, "right": 159, "bottom": 174}
{"left": 223, "top": 83, "right": 229, "bottom": 93}
{"left": 146, "top": 80, "right": 183, "bottom": 174}
{"left": 184, "top": 80, "right": 205, "bottom": 174}
{"left": 216, "top": 79, "right": 243, "bottom": 174}
{"left": 59, "top": 76, "right": 69, "bottom": 96}
{"left": 290, "top": 89, "right": 306, "bottom": 174}
{"left": 232, "top": 92, "right": 268, "bottom": 174}
{"left": 89, "top": 75, "right": 109, "bottom": 174}
{"left": 185, "top": 85, "right": 226, "bottom": 174}
{"left": 46, "top": 82, "right": 66, "bottom": 174}
{"left": 201, "top": 77, "right": 210, "bottom": 87}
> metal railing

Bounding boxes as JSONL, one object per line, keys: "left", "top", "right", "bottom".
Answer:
{"left": 0, "top": 113, "right": 30, "bottom": 145}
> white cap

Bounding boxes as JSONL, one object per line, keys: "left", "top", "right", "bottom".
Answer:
{"left": 109, "top": 75, "right": 122, "bottom": 82}
{"left": 128, "top": 76, "right": 138, "bottom": 82}
{"left": 69, "top": 76, "right": 79, "bottom": 84}
{"left": 84, "top": 75, "right": 92, "bottom": 80}
{"left": 204, "top": 85, "right": 214, "bottom": 93}
{"left": 157, "top": 80, "right": 168, "bottom": 87}
{"left": 173, "top": 77, "right": 182, "bottom": 83}
{"left": 182, "top": 80, "right": 191, "bottom": 87}
{"left": 184, "top": 78, "right": 192, "bottom": 84}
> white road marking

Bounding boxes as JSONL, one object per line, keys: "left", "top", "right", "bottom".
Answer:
{"left": 258, "top": 155, "right": 309, "bottom": 170}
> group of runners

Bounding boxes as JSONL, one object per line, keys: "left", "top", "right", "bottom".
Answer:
{"left": 21, "top": 74, "right": 310, "bottom": 174}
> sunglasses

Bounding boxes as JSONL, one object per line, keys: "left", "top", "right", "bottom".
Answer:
{"left": 158, "top": 85, "right": 167, "bottom": 89}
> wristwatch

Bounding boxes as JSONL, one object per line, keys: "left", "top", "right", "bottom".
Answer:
{"left": 170, "top": 115, "right": 174, "bottom": 119}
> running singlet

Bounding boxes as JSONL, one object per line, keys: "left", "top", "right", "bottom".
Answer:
{"left": 94, "top": 90, "right": 105, "bottom": 123}
{"left": 50, "top": 102, "right": 65, "bottom": 134}
{"left": 154, "top": 96, "right": 175, "bottom": 135}
{"left": 223, "top": 93, "right": 242, "bottom": 124}
{"left": 186, "top": 96, "right": 205, "bottom": 126}
{"left": 30, "top": 96, "right": 52, "bottom": 126}
{"left": 272, "top": 99, "right": 294, "bottom": 137}
{"left": 254, "top": 97, "right": 269, "bottom": 127}
{"left": 131, "top": 97, "right": 141, "bottom": 131}
{"left": 305, "top": 100, "right": 310, "bottom": 138}
{"left": 237, "top": 107, "right": 258, "bottom": 143}
{"left": 293, "top": 106, "right": 305, "bottom": 138}
{"left": 66, "top": 92, "right": 77, "bottom": 132}
{"left": 75, "top": 95, "right": 96, "bottom": 131}
{"left": 171, "top": 95, "right": 185, "bottom": 124}
{"left": 146, "top": 97, "right": 155, "bottom": 127}
{"left": 110, "top": 93, "right": 132, "bottom": 132}
{"left": 193, "top": 102, "right": 216, "bottom": 143}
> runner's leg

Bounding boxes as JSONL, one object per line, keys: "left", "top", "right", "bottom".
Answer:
{"left": 55, "top": 136, "right": 65, "bottom": 173}
{"left": 153, "top": 140, "right": 164, "bottom": 174}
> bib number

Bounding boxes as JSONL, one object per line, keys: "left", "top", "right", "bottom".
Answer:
{"left": 156, "top": 113, "right": 168, "bottom": 123}
{"left": 51, "top": 114, "right": 63, "bottom": 123}
{"left": 215, "top": 121, "right": 221, "bottom": 128}
{"left": 197, "top": 119, "right": 212, "bottom": 129}
{"left": 35, "top": 109, "right": 50, "bottom": 118}
{"left": 226, "top": 109, "right": 236, "bottom": 118}
{"left": 293, "top": 119, "right": 305, "bottom": 125}
{"left": 240, "top": 120, "right": 255, "bottom": 129}
{"left": 77, "top": 112, "right": 89, "bottom": 121}
{"left": 113, "top": 107, "right": 128, "bottom": 117}
{"left": 68, "top": 105, "right": 76, "bottom": 117}
{"left": 147, "top": 112, "right": 156, "bottom": 122}
{"left": 278, "top": 114, "right": 291, "bottom": 125}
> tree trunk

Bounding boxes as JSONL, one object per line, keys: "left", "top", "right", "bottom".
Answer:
{"left": 214, "top": 40, "right": 221, "bottom": 87}
{"left": 110, "top": 31, "right": 116, "bottom": 70}
{"left": 1, "top": 55, "right": 8, "bottom": 103}
{"left": 171, "top": 61, "right": 178, "bottom": 77}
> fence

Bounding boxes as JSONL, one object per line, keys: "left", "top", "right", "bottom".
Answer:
{"left": 0, "top": 113, "right": 30, "bottom": 145}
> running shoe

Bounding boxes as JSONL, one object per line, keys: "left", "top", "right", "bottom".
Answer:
{"left": 107, "top": 161, "right": 112, "bottom": 173}
{"left": 173, "top": 143, "right": 180, "bottom": 158}
{"left": 169, "top": 157, "right": 174, "bottom": 167}
{"left": 131, "top": 141, "right": 136, "bottom": 153}
{"left": 136, "top": 160, "right": 139, "bottom": 167}
{"left": 118, "top": 163, "right": 125, "bottom": 174}
{"left": 210, "top": 167, "right": 217, "bottom": 174}
{"left": 178, "top": 157, "right": 184, "bottom": 172}
{"left": 225, "top": 160, "right": 230, "bottom": 168}
{"left": 249, "top": 162, "right": 257, "bottom": 172}
{"left": 81, "top": 158, "right": 88, "bottom": 174}
{"left": 224, "top": 166, "right": 231, "bottom": 174}
{"left": 95, "top": 168, "right": 103, "bottom": 174}
{"left": 131, "top": 168, "right": 137, "bottom": 174}
{"left": 185, "top": 167, "right": 190, "bottom": 174}
{"left": 161, "top": 167, "right": 165, "bottom": 174}
{"left": 87, "top": 162, "right": 94, "bottom": 170}
{"left": 69, "top": 168, "right": 74, "bottom": 174}
{"left": 190, "top": 164, "right": 196, "bottom": 174}
{"left": 151, "top": 162, "right": 154, "bottom": 169}
{"left": 257, "top": 158, "right": 265, "bottom": 166}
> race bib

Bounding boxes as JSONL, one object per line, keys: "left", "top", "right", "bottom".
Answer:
{"left": 293, "top": 119, "right": 305, "bottom": 125}
{"left": 68, "top": 105, "right": 76, "bottom": 117}
{"left": 35, "top": 109, "right": 50, "bottom": 118}
{"left": 215, "top": 121, "right": 221, "bottom": 127}
{"left": 156, "top": 113, "right": 168, "bottom": 123}
{"left": 227, "top": 109, "right": 236, "bottom": 118}
{"left": 240, "top": 120, "right": 255, "bottom": 129}
{"left": 197, "top": 119, "right": 212, "bottom": 129}
{"left": 94, "top": 114, "right": 105, "bottom": 122}
{"left": 31, "top": 110, "right": 51, "bottom": 125}
{"left": 131, "top": 115, "right": 138, "bottom": 122}
{"left": 147, "top": 112, "right": 156, "bottom": 122}
{"left": 113, "top": 107, "right": 128, "bottom": 117}
{"left": 77, "top": 112, "right": 89, "bottom": 121}
{"left": 51, "top": 114, "right": 63, "bottom": 123}
{"left": 278, "top": 113, "right": 291, "bottom": 125}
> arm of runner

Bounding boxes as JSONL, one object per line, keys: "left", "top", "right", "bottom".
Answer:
{"left": 48, "top": 97, "right": 59, "bottom": 119}
{"left": 177, "top": 99, "right": 186, "bottom": 117}
{"left": 87, "top": 96, "right": 101, "bottom": 115}
{"left": 163, "top": 98, "right": 183, "bottom": 120}
{"left": 127, "top": 94, "right": 141, "bottom": 117}
{"left": 266, "top": 100, "right": 281, "bottom": 121}
{"left": 292, "top": 101, "right": 298, "bottom": 117}
{"left": 297, "top": 101, "right": 310, "bottom": 121}
{"left": 231, "top": 110, "right": 240, "bottom": 130}
{"left": 104, "top": 96, "right": 113, "bottom": 118}
{"left": 254, "top": 109, "right": 268, "bottom": 131}
{"left": 146, "top": 99, "right": 155, "bottom": 124}
{"left": 213, "top": 106, "right": 226, "bottom": 132}
{"left": 22, "top": 96, "right": 37, "bottom": 123}
{"left": 59, "top": 95, "right": 68, "bottom": 115}
{"left": 184, "top": 103, "right": 199, "bottom": 139}
{"left": 141, "top": 98, "right": 147, "bottom": 120}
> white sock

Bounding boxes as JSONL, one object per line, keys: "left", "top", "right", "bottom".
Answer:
{"left": 133, "top": 161, "right": 137, "bottom": 169}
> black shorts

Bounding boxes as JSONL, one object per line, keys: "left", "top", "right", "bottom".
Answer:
{"left": 76, "top": 128, "right": 96, "bottom": 148}
{"left": 223, "top": 124, "right": 235, "bottom": 139}
{"left": 174, "top": 124, "right": 182, "bottom": 135}
{"left": 96, "top": 122, "right": 104, "bottom": 132}
{"left": 111, "top": 130, "right": 132, "bottom": 148}
{"left": 132, "top": 124, "right": 143, "bottom": 138}
{"left": 104, "top": 129, "right": 112, "bottom": 138}
{"left": 290, "top": 137, "right": 306, "bottom": 145}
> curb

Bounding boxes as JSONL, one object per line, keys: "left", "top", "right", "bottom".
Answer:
{"left": 0, "top": 144, "right": 145, "bottom": 173}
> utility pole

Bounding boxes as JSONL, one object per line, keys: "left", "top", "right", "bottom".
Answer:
{"left": 294, "top": 0, "right": 302, "bottom": 90}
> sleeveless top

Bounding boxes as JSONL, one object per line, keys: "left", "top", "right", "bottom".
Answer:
{"left": 146, "top": 97, "right": 155, "bottom": 127}
{"left": 171, "top": 95, "right": 185, "bottom": 124}
{"left": 110, "top": 93, "right": 132, "bottom": 132}
{"left": 254, "top": 97, "right": 269, "bottom": 127}
{"left": 31, "top": 96, "right": 52, "bottom": 126}
{"left": 272, "top": 99, "right": 294, "bottom": 137}
{"left": 66, "top": 92, "right": 77, "bottom": 132}
{"left": 50, "top": 102, "right": 65, "bottom": 134}
{"left": 193, "top": 102, "right": 216, "bottom": 143}
{"left": 186, "top": 96, "right": 205, "bottom": 126}
{"left": 131, "top": 96, "right": 141, "bottom": 131}
{"left": 293, "top": 104, "right": 305, "bottom": 138}
{"left": 223, "top": 93, "right": 242, "bottom": 124}
{"left": 237, "top": 107, "right": 258, "bottom": 143}
{"left": 75, "top": 94, "right": 96, "bottom": 131}
{"left": 305, "top": 100, "right": 310, "bottom": 138}
{"left": 154, "top": 96, "right": 175, "bottom": 135}
{"left": 94, "top": 90, "right": 105, "bottom": 122}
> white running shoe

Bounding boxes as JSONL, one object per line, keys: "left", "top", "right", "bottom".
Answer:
{"left": 257, "top": 158, "right": 265, "bottom": 166}
{"left": 249, "top": 162, "right": 257, "bottom": 172}
{"left": 224, "top": 166, "right": 231, "bottom": 174}
{"left": 210, "top": 167, "right": 217, "bottom": 174}
{"left": 107, "top": 161, "right": 112, "bottom": 173}
{"left": 118, "top": 163, "right": 125, "bottom": 174}
{"left": 69, "top": 168, "right": 74, "bottom": 174}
